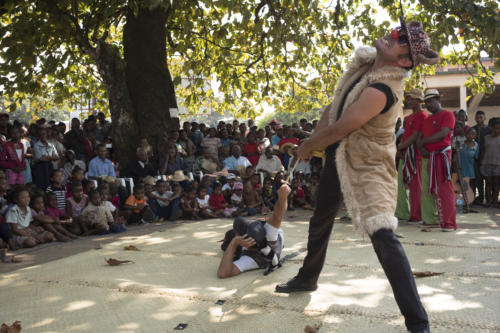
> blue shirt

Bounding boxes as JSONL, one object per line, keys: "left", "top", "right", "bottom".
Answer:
{"left": 223, "top": 156, "right": 251, "bottom": 171}
{"left": 459, "top": 142, "right": 478, "bottom": 179}
{"left": 271, "top": 134, "right": 281, "bottom": 146}
{"left": 88, "top": 157, "right": 116, "bottom": 178}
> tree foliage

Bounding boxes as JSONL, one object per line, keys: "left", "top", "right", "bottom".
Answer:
{"left": 0, "top": 0, "right": 498, "bottom": 121}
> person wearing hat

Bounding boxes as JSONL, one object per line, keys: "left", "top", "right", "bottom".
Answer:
{"left": 395, "top": 89, "right": 428, "bottom": 222}
{"left": 217, "top": 184, "right": 291, "bottom": 278}
{"left": 276, "top": 20, "right": 438, "bottom": 333}
{"left": 416, "top": 89, "right": 456, "bottom": 231}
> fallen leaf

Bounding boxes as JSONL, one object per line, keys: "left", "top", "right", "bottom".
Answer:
{"left": 105, "top": 258, "right": 133, "bottom": 266}
{"left": 304, "top": 323, "right": 322, "bottom": 333}
{"left": 124, "top": 245, "right": 140, "bottom": 251}
{"left": 0, "top": 321, "right": 21, "bottom": 333}
{"left": 413, "top": 271, "right": 444, "bottom": 278}
{"left": 395, "top": 233, "right": 404, "bottom": 238}
{"left": 420, "top": 228, "right": 431, "bottom": 232}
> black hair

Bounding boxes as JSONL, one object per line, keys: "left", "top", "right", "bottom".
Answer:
{"left": 88, "top": 189, "right": 100, "bottom": 199}
{"left": 69, "top": 181, "right": 83, "bottom": 191}
{"left": 45, "top": 192, "right": 57, "bottom": 200}
{"left": 72, "top": 166, "right": 84, "bottom": 175}
{"left": 475, "top": 110, "right": 485, "bottom": 116}
{"left": 30, "top": 193, "right": 45, "bottom": 206}
{"left": 133, "top": 183, "right": 145, "bottom": 193}
{"left": 96, "top": 143, "right": 106, "bottom": 150}
{"left": 9, "top": 185, "right": 29, "bottom": 203}
{"left": 197, "top": 185, "right": 208, "bottom": 195}
{"left": 213, "top": 182, "right": 222, "bottom": 189}
{"left": 50, "top": 169, "right": 63, "bottom": 178}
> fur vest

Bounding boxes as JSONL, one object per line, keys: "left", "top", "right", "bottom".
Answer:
{"left": 328, "top": 47, "right": 409, "bottom": 236}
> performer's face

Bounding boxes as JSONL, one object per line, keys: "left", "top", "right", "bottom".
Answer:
{"left": 375, "top": 28, "right": 412, "bottom": 68}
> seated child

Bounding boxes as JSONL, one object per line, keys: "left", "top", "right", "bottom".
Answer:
{"left": 65, "top": 166, "right": 85, "bottom": 196}
{"left": 243, "top": 165, "right": 256, "bottom": 182}
{"left": 262, "top": 177, "right": 277, "bottom": 210}
{"left": 305, "top": 173, "right": 320, "bottom": 208}
{"left": 124, "top": 183, "right": 154, "bottom": 224}
{"left": 196, "top": 186, "right": 217, "bottom": 218}
{"left": 6, "top": 186, "right": 54, "bottom": 248}
{"left": 272, "top": 171, "right": 285, "bottom": 193}
{"left": 290, "top": 178, "right": 313, "bottom": 210}
{"left": 36, "top": 192, "right": 75, "bottom": 241}
{"left": 250, "top": 173, "right": 262, "bottom": 192}
{"left": 242, "top": 180, "right": 269, "bottom": 216}
{"left": 149, "top": 180, "right": 182, "bottom": 221}
{"left": 0, "top": 177, "right": 10, "bottom": 215}
{"left": 46, "top": 169, "right": 67, "bottom": 211}
{"left": 200, "top": 176, "right": 214, "bottom": 195}
{"left": 209, "top": 183, "right": 237, "bottom": 217}
{"left": 65, "top": 181, "right": 89, "bottom": 235}
{"left": 81, "top": 190, "right": 126, "bottom": 234}
{"left": 222, "top": 174, "right": 237, "bottom": 202}
{"left": 180, "top": 187, "right": 200, "bottom": 220}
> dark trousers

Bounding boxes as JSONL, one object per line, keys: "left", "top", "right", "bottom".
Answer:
{"left": 296, "top": 146, "right": 429, "bottom": 331}
{"left": 33, "top": 161, "right": 53, "bottom": 190}
{"left": 472, "top": 160, "right": 485, "bottom": 202}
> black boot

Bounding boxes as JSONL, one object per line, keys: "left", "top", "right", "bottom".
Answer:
{"left": 275, "top": 275, "right": 318, "bottom": 293}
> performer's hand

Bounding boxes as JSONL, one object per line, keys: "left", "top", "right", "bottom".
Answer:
{"left": 277, "top": 184, "right": 291, "bottom": 199}
{"left": 233, "top": 234, "right": 256, "bottom": 248}
{"left": 297, "top": 142, "right": 312, "bottom": 162}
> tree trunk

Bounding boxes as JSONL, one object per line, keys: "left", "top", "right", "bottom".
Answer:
{"left": 123, "top": 7, "right": 180, "bottom": 168}
{"left": 93, "top": 41, "right": 139, "bottom": 171}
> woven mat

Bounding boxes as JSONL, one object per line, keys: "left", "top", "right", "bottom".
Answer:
{"left": 1, "top": 211, "right": 499, "bottom": 332}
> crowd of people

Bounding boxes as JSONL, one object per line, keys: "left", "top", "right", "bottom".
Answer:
{"left": 0, "top": 113, "right": 322, "bottom": 251}
{"left": 0, "top": 92, "right": 498, "bottom": 251}
{"left": 395, "top": 88, "right": 500, "bottom": 231}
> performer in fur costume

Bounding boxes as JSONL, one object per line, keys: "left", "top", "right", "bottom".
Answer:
{"left": 275, "top": 20, "right": 439, "bottom": 333}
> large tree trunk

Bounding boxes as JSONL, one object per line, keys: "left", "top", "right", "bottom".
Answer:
{"left": 93, "top": 42, "right": 139, "bottom": 171}
{"left": 123, "top": 7, "right": 180, "bottom": 167}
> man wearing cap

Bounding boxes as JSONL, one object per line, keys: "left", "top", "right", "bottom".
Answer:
{"left": 217, "top": 184, "right": 291, "bottom": 278}
{"left": 416, "top": 89, "right": 456, "bottom": 231}
{"left": 396, "top": 89, "right": 428, "bottom": 222}
{"left": 276, "top": 20, "right": 438, "bottom": 333}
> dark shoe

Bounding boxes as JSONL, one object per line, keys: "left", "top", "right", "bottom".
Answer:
{"left": 409, "top": 328, "right": 430, "bottom": 333}
{"left": 275, "top": 276, "right": 317, "bottom": 293}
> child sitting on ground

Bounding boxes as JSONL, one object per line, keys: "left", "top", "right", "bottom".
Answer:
{"left": 66, "top": 167, "right": 85, "bottom": 196}
{"left": 46, "top": 169, "right": 67, "bottom": 211}
{"left": 81, "top": 190, "right": 126, "bottom": 234}
{"left": 209, "top": 183, "right": 237, "bottom": 217}
{"left": 180, "top": 187, "right": 200, "bottom": 220}
{"left": 124, "top": 183, "right": 155, "bottom": 224}
{"left": 222, "top": 174, "right": 237, "bottom": 202}
{"left": 242, "top": 180, "right": 269, "bottom": 216}
{"left": 261, "top": 177, "right": 277, "bottom": 210}
{"left": 290, "top": 178, "right": 313, "bottom": 210}
{"left": 66, "top": 181, "right": 89, "bottom": 235}
{"left": 42, "top": 192, "right": 75, "bottom": 240}
{"left": 31, "top": 193, "right": 75, "bottom": 242}
{"left": 196, "top": 186, "right": 217, "bottom": 218}
{"left": 6, "top": 186, "right": 54, "bottom": 248}
{"left": 98, "top": 183, "right": 125, "bottom": 225}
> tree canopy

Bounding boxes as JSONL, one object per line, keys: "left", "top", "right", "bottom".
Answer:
{"left": 0, "top": 0, "right": 498, "bottom": 120}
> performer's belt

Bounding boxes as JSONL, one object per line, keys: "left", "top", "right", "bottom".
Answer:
{"left": 428, "top": 145, "right": 452, "bottom": 195}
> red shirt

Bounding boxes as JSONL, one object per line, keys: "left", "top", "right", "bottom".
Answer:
{"left": 421, "top": 110, "right": 455, "bottom": 152}
{"left": 402, "top": 110, "right": 428, "bottom": 159}
{"left": 243, "top": 143, "right": 261, "bottom": 166}
{"left": 209, "top": 193, "right": 227, "bottom": 210}
{"left": 278, "top": 137, "right": 300, "bottom": 147}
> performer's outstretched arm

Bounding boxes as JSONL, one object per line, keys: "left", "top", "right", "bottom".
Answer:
{"left": 267, "top": 184, "right": 292, "bottom": 230}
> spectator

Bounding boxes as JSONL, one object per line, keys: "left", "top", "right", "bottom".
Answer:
{"left": 64, "top": 118, "right": 87, "bottom": 161}
{"left": 201, "top": 128, "right": 222, "bottom": 161}
{"left": 0, "top": 127, "right": 27, "bottom": 185}
{"left": 161, "top": 146, "right": 190, "bottom": 176}
{"left": 223, "top": 145, "right": 252, "bottom": 176}
{"left": 62, "top": 150, "right": 86, "bottom": 183}
{"left": 256, "top": 146, "right": 284, "bottom": 176}
{"left": 88, "top": 144, "right": 116, "bottom": 178}
{"left": 243, "top": 132, "right": 261, "bottom": 167}
{"left": 472, "top": 110, "right": 491, "bottom": 205}
{"left": 125, "top": 148, "right": 156, "bottom": 183}
{"left": 481, "top": 120, "right": 500, "bottom": 207}
{"left": 33, "top": 127, "right": 59, "bottom": 190}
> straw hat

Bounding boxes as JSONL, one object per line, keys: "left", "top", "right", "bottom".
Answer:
{"left": 201, "top": 159, "right": 217, "bottom": 173}
{"left": 101, "top": 175, "right": 117, "bottom": 184}
{"left": 167, "top": 170, "right": 190, "bottom": 182}
{"left": 279, "top": 142, "right": 298, "bottom": 154}
{"left": 424, "top": 88, "right": 440, "bottom": 101}
{"left": 143, "top": 176, "right": 156, "bottom": 186}
{"left": 406, "top": 88, "right": 424, "bottom": 101}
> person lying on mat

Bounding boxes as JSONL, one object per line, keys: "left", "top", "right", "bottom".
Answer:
{"left": 217, "top": 184, "right": 291, "bottom": 278}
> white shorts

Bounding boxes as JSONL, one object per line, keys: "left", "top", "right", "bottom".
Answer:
{"left": 233, "top": 223, "right": 284, "bottom": 273}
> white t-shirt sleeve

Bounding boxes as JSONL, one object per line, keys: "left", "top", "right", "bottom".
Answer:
{"left": 233, "top": 255, "right": 259, "bottom": 273}
{"left": 264, "top": 223, "right": 280, "bottom": 242}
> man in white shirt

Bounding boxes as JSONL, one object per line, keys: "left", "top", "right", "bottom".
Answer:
{"left": 256, "top": 147, "right": 284, "bottom": 176}
{"left": 223, "top": 145, "right": 251, "bottom": 176}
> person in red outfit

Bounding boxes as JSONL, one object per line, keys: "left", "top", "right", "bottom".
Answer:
{"left": 416, "top": 89, "right": 456, "bottom": 231}
{"left": 243, "top": 132, "right": 261, "bottom": 167}
{"left": 397, "top": 89, "right": 428, "bottom": 222}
